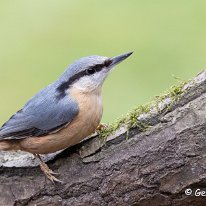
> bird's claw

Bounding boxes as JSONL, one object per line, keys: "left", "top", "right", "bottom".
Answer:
{"left": 39, "top": 161, "right": 62, "bottom": 183}
{"left": 96, "top": 123, "right": 108, "bottom": 132}
{"left": 46, "top": 173, "right": 63, "bottom": 184}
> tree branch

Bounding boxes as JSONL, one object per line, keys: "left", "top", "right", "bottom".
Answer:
{"left": 1, "top": 71, "right": 206, "bottom": 206}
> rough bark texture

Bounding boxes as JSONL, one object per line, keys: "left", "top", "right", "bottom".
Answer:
{"left": 1, "top": 72, "right": 206, "bottom": 206}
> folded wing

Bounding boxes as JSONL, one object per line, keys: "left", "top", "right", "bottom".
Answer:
{"left": 0, "top": 84, "right": 79, "bottom": 139}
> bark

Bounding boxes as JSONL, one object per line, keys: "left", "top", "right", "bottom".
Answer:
{"left": 1, "top": 71, "right": 206, "bottom": 206}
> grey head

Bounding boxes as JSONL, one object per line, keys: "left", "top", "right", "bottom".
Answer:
{"left": 57, "top": 52, "right": 133, "bottom": 97}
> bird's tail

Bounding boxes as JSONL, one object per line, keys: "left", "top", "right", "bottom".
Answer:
{"left": 0, "top": 140, "right": 20, "bottom": 151}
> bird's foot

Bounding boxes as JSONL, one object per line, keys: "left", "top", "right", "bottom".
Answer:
{"left": 39, "top": 161, "right": 62, "bottom": 183}
{"left": 34, "top": 153, "right": 62, "bottom": 183}
{"left": 95, "top": 123, "right": 108, "bottom": 132}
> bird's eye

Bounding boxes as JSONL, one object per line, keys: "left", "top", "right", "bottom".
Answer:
{"left": 86, "top": 68, "right": 96, "bottom": 75}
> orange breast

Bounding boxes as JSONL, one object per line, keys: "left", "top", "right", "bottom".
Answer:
{"left": 20, "top": 87, "right": 103, "bottom": 154}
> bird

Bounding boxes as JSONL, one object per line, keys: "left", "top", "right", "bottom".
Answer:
{"left": 0, "top": 51, "right": 133, "bottom": 182}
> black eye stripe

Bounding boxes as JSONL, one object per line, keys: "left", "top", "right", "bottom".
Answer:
{"left": 56, "top": 59, "right": 113, "bottom": 99}
{"left": 104, "top": 59, "right": 112, "bottom": 67}
{"left": 71, "top": 59, "right": 112, "bottom": 80}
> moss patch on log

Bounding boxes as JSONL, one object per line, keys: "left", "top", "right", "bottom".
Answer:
{"left": 98, "top": 78, "right": 188, "bottom": 140}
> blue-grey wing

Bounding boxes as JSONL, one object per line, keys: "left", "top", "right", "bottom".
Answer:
{"left": 0, "top": 84, "right": 79, "bottom": 139}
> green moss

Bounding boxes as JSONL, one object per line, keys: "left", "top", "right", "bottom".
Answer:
{"left": 152, "top": 80, "right": 186, "bottom": 112}
{"left": 97, "top": 104, "right": 151, "bottom": 140}
{"left": 98, "top": 79, "right": 188, "bottom": 140}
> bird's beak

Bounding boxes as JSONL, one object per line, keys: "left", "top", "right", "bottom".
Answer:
{"left": 109, "top": 51, "right": 133, "bottom": 68}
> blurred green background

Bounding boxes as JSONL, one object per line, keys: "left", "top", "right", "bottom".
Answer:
{"left": 0, "top": 0, "right": 206, "bottom": 125}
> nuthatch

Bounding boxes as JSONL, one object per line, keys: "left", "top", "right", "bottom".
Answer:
{"left": 0, "top": 52, "right": 133, "bottom": 182}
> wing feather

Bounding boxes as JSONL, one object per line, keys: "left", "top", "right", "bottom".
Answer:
{"left": 0, "top": 84, "right": 79, "bottom": 139}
